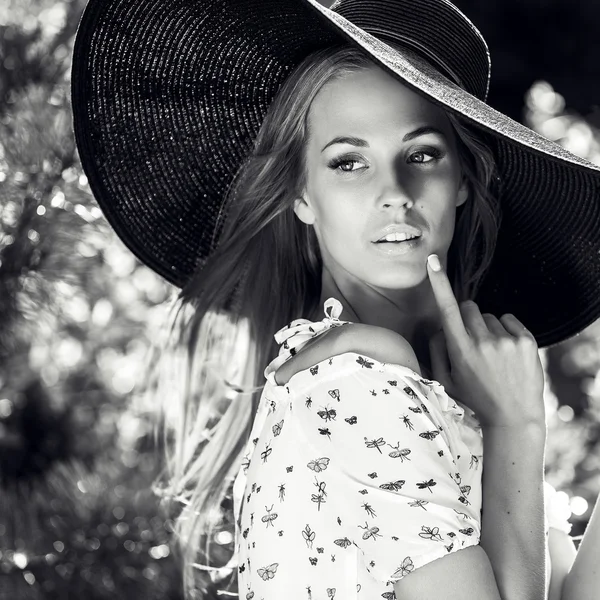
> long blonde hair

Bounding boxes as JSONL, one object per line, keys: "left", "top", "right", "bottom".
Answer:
{"left": 148, "top": 44, "right": 501, "bottom": 599}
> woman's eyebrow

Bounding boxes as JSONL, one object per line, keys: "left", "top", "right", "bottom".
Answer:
{"left": 321, "top": 136, "right": 368, "bottom": 153}
{"left": 321, "top": 126, "right": 446, "bottom": 153}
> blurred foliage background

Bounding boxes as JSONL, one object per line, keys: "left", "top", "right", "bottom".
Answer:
{"left": 1, "top": 0, "right": 599, "bottom": 598}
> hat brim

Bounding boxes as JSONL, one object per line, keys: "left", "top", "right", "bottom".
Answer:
{"left": 71, "top": 0, "right": 600, "bottom": 347}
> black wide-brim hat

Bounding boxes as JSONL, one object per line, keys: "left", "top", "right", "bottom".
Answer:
{"left": 71, "top": 0, "right": 600, "bottom": 348}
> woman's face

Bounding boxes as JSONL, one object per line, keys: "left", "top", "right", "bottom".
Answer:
{"left": 294, "top": 64, "right": 468, "bottom": 292}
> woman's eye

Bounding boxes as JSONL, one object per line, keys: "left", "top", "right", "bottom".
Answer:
{"left": 409, "top": 149, "right": 443, "bottom": 164}
{"left": 328, "top": 157, "right": 366, "bottom": 173}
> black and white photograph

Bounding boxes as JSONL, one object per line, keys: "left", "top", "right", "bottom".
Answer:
{"left": 2, "top": 1, "right": 600, "bottom": 599}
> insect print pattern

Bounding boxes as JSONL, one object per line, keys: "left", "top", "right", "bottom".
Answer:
{"left": 233, "top": 298, "right": 493, "bottom": 599}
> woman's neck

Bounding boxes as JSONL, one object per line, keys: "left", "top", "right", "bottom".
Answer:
{"left": 312, "top": 269, "right": 442, "bottom": 380}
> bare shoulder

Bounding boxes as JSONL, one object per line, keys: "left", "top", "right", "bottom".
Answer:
{"left": 274, "top": 322, "right": 421, "bottom": 385}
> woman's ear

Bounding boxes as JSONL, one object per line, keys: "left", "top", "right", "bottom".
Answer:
{"left": 293, "top": 195, "right": 316, "bottom": 225}
{"left": 456, "top": 177, "right": 469, "bottom": 207}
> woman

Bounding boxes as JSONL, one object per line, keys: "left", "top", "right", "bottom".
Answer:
{"left": 71, "top": 0, "right": 600, "bottom": 599}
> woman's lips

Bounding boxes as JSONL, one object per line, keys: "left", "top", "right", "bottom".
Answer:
{"left": 371, "top": 236, "right": 423, "bottom": 255}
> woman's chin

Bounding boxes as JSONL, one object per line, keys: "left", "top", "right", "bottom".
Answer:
{"left": 363, "top": 268, "right": 429, "bottom": 291}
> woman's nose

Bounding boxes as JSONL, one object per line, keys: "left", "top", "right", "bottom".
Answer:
{"left": 377, "top": 176, "right": 415, "bottom": 210}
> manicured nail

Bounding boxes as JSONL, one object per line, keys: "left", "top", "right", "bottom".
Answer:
{"left": 428, "top": 254, "right": 441, "bottom": 271}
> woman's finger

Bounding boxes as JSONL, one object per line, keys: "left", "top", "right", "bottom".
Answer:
{"left": 499, "top": 313, "right": 537, "bottom": 341}
{"left": 460, "top": 301, "right": 490, "bottom": 338}
{"left": 426, "top": 254, "right": 470, "bottom": 353}
{"left": 482, "top": 313, "right": 511, "bottom": 337}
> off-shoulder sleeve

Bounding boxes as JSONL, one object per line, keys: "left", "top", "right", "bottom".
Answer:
{"left": 291, "top": 352, "right": 482, "bottom": 586}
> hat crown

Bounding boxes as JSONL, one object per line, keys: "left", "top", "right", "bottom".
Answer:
{"left": 331, "top": 0, "right": 491, "bottom": 100}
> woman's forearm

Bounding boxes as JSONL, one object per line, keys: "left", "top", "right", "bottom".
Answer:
{"left": 560, "top": 493, "right": 600, "bottom": 600}
{"left": 480, "top": 422, "right": 547, "bottom": 600}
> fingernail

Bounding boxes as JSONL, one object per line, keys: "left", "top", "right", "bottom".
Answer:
{"left": 427, "top": 254, "right": 441, "bottom": 272}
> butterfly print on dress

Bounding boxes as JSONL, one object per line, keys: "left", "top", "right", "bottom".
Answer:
{"left": 317, "top": 405, "right": 337, "bottom": 422}
{"left": 394, "top": 556, "right": 414, "bottom": 578}
{"left": 307, "top": 457, "right": 330, "bottom": 472}
{"left": 328, "top": 389, "right": 340, "bottom": 401}
{"left": 345, "top": 415, "right": 358, "bottom": 425}
{"left": 419, "top": 430, "right": 440, "bottom": 441}
{"left": 403, "top": 386, "right": 418, "bottom": 400}
{"left": 379, "top": 480, "right": 405, "bottom": 492}
{"left": 257, "top": 562, "right": 279, "bottom": 580}
{"left": 272, "top": 419, "right": 284, "bottom": 436}
{"left": 449, "top": 472, "right": 471, "bottom": 506}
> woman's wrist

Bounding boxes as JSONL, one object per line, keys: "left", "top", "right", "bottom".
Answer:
{"left": 482, "top": 415, "right": 548, "bottom": 440}
{"left": 480, "top": 419, "right": 547, "bottom": 600}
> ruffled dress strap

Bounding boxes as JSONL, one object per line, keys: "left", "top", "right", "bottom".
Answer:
{"left": 263, "top": 298, "right": 351, "bottom": 386}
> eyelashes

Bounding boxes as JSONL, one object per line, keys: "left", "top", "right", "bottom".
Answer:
{"left": 327, "top": 149, "right": 445, "bottom": 174}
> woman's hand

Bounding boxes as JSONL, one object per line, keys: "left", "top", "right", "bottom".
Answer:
{"left": 426, "top": 254, "right": 546, "bottom": 429}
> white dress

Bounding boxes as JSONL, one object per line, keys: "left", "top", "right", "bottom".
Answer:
{"left": 232, "top": 298, "right": 572, "bottom": 600}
